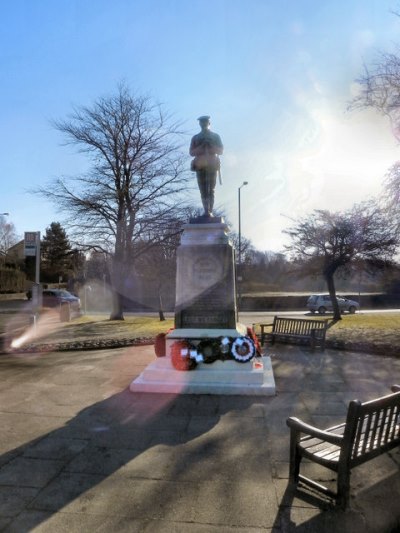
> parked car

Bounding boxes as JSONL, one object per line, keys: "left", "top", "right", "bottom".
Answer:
{"left": 41, "top": 289, "right": 81, "bottom": 312}
{"left": 307, "top": 294, "right": 360, "bottom": 315}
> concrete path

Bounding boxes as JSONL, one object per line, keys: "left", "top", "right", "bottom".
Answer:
{"left": 0, "top": 344, "right": 399, "bottom": 532}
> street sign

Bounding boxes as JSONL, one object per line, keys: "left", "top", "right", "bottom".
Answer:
{"left": 24, "top": 232, "right": 38, "bottom": 257}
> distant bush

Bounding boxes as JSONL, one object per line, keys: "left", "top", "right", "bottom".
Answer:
{"left": 0, "top": 267, "right": 26, "bottom": 293}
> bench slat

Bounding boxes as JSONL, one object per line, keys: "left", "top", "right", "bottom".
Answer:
{"left": 388, "top": 405, "right": 400, "bottom": 441}
{"left": 361, "top": 413, "right": 373, "bottom": 455}
{"left": 369, "top": 410, "right": 382, "bottom": 452}
{"left": 380, "top": 408, "right": 392, "bottom": 447}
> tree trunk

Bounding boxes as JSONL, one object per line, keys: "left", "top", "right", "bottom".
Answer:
{"left": 110, "top": 289, "right": 124, "bottom": 320}
{"left": 158, "top": 287, "right": 165, "bottom": 321}
{"left": 109, "top": 253, "right": 125, "bottom": 321}
{"left": 325, "top": 272, "right": 341, "bottom": 321}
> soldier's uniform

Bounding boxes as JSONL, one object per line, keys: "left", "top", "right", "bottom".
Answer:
{"left": 190, "top": 116, "right": 223, "bottom": 217}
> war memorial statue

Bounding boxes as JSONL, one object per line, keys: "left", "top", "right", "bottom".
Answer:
{"left": 130, "top": 114, "right": 275, "bottom": 396}
{"left": 190, "top": 115, "right": 223, "bottom": 217}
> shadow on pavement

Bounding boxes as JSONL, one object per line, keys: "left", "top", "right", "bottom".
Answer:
{"left": 0, "top": 386, "right": 270, "bottom": 531}
{"left": 1, "top": 343, "right": 400, "bottom": 531}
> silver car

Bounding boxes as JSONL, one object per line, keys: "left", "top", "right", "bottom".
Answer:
{"left": 307, "top": 294, "right": 360, "bottom": 315}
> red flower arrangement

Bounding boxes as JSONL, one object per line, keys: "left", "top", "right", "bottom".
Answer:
{"left": 170, "top": 340, "right": 197, "bottom": 371}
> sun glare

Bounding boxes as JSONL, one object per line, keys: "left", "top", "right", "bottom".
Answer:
{"left": 8, "top": 308, "right": 64, "bottom": 352}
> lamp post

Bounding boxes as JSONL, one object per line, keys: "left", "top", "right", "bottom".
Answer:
{"left": 237, "top": 181, "right": 248, "bottom": 309}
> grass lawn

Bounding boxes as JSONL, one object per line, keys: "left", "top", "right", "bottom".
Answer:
{"left": 1, "top": 310, "right": 399, "bottom": 354}
{"left": 325, "top": 313, "right": 400, "bottom": 347}
{"left": 51, "top": 315, "right": 175, "bottom": 342}
{"left": 0, "top": 313, "right": 174, "bottom": 346}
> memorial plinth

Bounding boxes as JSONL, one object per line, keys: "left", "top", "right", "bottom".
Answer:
{"left": 130, "top": 218, "right": 275, "bottom": 396}
{"left": 174, "top": 220, "right": 238, "bottom": 333}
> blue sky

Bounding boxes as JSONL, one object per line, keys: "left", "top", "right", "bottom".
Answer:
{"left": 1, "top": 0, "right": 400, "bottom": 251}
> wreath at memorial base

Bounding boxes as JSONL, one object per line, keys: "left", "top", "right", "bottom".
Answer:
{"left": 231, "top": 336, "right": 256, "bottom": 363}
{"left": 197, "top": 339, "right": 220, "bottom": 364}
{"left": 170, "top": 340, "right": 198, "bottom": 371}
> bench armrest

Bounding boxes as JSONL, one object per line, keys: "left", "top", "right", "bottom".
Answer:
{"left": 287, "top": 417, "right": 343, "bottom": 446}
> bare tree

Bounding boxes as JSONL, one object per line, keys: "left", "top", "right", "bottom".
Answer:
{"left": 0, "top": 216, "right": 19, "bottom": 263}
{"left": 383, "top": 163, "right": 400, "bottom": 231}
{"left": 352, "top": 50, "right": 400, "bottom": 138}
{"left": 284, "top": 203, "right": 397, "bottom": 320}
{"left": 135, "top": 217, "right": 184, "bottom": 321}
{"left": 351, "top": 39, "right": 400, "bottom": 231}
{"left": 229, "top": 232, "right": 254, "bottom": 265}
{"left": 35, "top": 84, "right": 189, "bottom": 319}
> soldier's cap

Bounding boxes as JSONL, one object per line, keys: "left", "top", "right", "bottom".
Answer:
{"left": 197, "top": 115, "right": 210, "bottom": 122}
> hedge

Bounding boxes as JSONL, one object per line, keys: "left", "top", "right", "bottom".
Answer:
{"left": 0, "top": 268, "right": 26, "bottom": 293}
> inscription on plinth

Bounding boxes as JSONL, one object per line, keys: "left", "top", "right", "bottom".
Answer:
{"left": 175, "top": 237, "right": 237, "bottom": 329}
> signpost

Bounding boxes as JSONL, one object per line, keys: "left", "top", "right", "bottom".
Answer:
{"left": 24, "top": 232, "right": 37, "bottom": 257}
{"left": 24, "top": 231, "right": 41, "bottom": 329}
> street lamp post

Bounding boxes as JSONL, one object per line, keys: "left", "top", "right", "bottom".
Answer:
{"left": 237, "top": 181, "right": 248, "bottom": 309}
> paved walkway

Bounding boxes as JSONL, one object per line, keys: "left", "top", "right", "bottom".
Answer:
{"left": 0, "top": 344, "right": 399, "bottom": 532}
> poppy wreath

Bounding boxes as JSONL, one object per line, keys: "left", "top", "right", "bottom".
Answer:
{"left": 231, "top": 336, "right": 256, "bottom": 363}
{"left": 197, "top": 339, "right": 220, "bottom": 364}
{"left": 171, "top": 340, "right": 197, "bottom": 371}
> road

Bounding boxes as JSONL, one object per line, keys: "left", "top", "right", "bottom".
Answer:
{"left": 0, "top": 298, "right": 398, "bottom": 320}
{"left": 238, "top": 308, "right": 400, "bottom": 324}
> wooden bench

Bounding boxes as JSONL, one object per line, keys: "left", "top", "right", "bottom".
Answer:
{"left": 260, "top": 316, "right": 328, "bottom": 349}
{"left": 286, "top": 388, "right": 400, "bottom": 509}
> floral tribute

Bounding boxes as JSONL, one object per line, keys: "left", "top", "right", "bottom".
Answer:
{"left": 159, "top": 327, "right": 263, "bottom": 372}
{"left": 196, "top": 339, "right": 221, "bottom": 364}
{"left": 170, "top": 340, "right": 198, "bottom": 371}
{"left": 230, "top": 336, "right": 256, "bottom": 363}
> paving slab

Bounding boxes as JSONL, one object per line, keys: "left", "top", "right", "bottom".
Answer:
{"left": 0, "top": 486, "right": 40, "bottom": 518}
{"left": 4, "top": 510, "right": 148, "bottom": 533}
{"left": 0, "top": 343, "right": 399, "bottom": 532}
{"left": 0, "top": 457, "right": 65, "bottom": 488}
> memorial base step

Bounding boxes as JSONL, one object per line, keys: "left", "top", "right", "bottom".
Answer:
{"left": 129, "top": 355, "right": 276, "bottom": 396}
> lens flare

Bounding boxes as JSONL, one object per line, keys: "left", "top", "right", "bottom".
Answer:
{"left": 7, "top": 308, "right": 65, "bottom": 352}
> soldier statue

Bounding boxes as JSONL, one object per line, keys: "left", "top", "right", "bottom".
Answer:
{"left": 190, "top": 116, "right": 223, "bottom": 217}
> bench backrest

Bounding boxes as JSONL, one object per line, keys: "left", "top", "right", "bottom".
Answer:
{"left": 273, "top": 316, "right": 328, "bottom": 335}
{"left": 342, "top": 391, "right": 400, "bottom": 467}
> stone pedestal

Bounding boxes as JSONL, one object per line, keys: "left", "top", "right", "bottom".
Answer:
{"left": 174, "top": 221, "right": 236, "bottom": 330}
{"left": 129, "top": 218, "right": 276, "bottom": 396}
